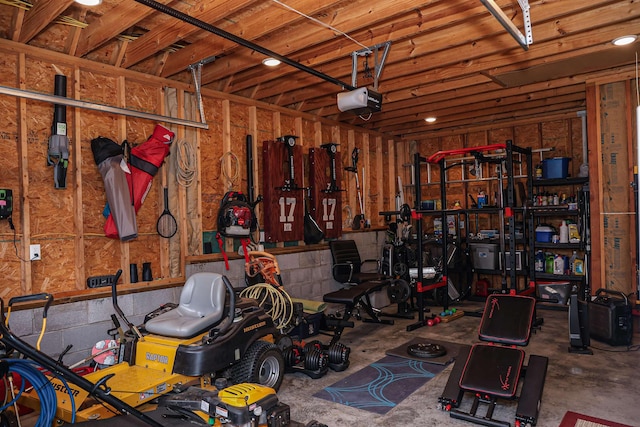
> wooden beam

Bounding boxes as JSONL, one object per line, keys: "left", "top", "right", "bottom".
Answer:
{"left": 64, "top": 9, "right": 87, "bottom": 56}
{"left": 346, "top": 129, "right": 356, "bottom": 227}
{"left": 160, "top": 87, "right": 173, "bottom": 279}
{"left": 361, "top": 132, "right": 371, "bottom": 225}
{"left": 10, "top": 6, "right": 25, "bottom": 42}
{"left": 75, "top": 0, "right": 172, "bottom": 57}
{"left": 72, "top": 66, "right": 85, "bottom": 290}
{"left": 370, "top": 84, "right": 586, "bottom": 131}
{"left": 116, "top": 75, "right": 131, "bottom": 282}
{"left": 248, "top": 106, "right": 261, "bottom": 240}
{"left": 198, "top": 0, "right": 484, "bottom": 87}
{"left": 374, "top": 135, "right": 384, "bottom": 225}
{"left": 160, "top": 0, "right": 363, "bottom": 78}
{"left": 222, "top": 99, "right": 234, "bottom": 254}
{"left": 121, "top": 0, "right": 258, "bottom": 69}
{"left": 19, "top": 0, "right": 75, "bottom": 43}
{"left": 253, "top": 4, "right": 637, "bottom": 111}
{"left": 17, "top": 52, "right": 32, "bottom": 294}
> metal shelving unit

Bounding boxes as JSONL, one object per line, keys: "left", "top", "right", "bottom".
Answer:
{"left": 530, "top": 177, "right": 591, "bottom": 305}
{"left": 411, "top": 141, "right": 534, "bottom": 305}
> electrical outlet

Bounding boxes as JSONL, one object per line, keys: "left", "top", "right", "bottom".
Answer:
{"left": 30, "top": 244, "right": 41, "bottom": 261}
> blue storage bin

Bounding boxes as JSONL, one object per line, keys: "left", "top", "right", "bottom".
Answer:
{"left": 542, "top": 157, "right": 570, "bottom": 179}
{"left": 535, "top": 225, "right": 554, "bottom": 243}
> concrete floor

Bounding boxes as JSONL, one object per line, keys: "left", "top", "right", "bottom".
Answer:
{"left": 276, "top": 300, "right": 639, "bottom": 427}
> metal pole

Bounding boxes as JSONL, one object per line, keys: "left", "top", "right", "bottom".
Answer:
{"left": 134, "top": 0, "right": 356, "bottom": 92}
{"left": 0, "top": 84, "right": 209, "bottom": 129}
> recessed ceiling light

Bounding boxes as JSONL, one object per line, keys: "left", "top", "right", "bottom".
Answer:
{"left": 262, "top": 57, "right": 281, "bottom": 67}
{"left": 612, "top": 35, "right": 637, "bottom": 46}
{"left": 75, "top": 0, "right": 102, "bottom": 5}
{"left": 424, "top": 117, "right": 437, "bottom": 123}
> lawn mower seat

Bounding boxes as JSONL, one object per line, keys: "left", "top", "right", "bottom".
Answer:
{"left": 145, "top": 272, "right": 226, "bottom": 338}
{"left": 329, "top": 239, "right": 388, "bottom": 285}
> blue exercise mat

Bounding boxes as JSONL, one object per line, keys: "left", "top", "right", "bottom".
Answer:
{"left": 313, "top": 355, "right": 445, "bottom": 415}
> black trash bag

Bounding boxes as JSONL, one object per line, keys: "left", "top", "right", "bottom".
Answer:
{"left": 304, "top": 210, "right": 324, "bottom": 244}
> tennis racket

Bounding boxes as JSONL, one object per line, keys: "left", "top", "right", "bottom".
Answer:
{"left": 157, "top": 186, "right": 177, "bottom": 238}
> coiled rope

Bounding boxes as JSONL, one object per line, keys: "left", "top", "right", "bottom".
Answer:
{"left": 240, "top": 284, "right": 294, "bottom": 331}
{"left": 220, "top": 151, "right": 239, "bottom": 191}
{"left": 175, "top": 138, "right": 197, "bottom": 187}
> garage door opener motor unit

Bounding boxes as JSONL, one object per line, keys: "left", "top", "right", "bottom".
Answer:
{"left": 337, "top": 87, "right": 382, "bottom": 116}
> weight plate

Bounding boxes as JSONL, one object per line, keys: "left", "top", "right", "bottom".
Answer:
{"left": 393, "top": 262, "right": 408, "bottom": 277}
{"left": 387, "top": 278, "right": 411, "bottom": 303}
{"left": 407, "top": 342, "right": 447, "bottom": 358}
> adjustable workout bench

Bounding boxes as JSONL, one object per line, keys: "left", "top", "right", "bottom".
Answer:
{"left": 439, "top": 294, "right": 548, "bottom": 427}
{"left": 322, "top": 279, "right": 392, "bottom": 345}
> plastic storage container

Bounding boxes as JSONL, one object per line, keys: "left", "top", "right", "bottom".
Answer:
{"left": 421, "top": 200, "right": 435, "bottom": 210}
{"left": 537, "top": 281, "right": 571, "bottom": 305}
{"left": 542, "top": 157, "right": 570, "bottom": 179}
{"left": 470, "top": 243, "right": 498, "bottom": 270}
{"left": 535, "top": 225, "right": 555, "bottom": 243}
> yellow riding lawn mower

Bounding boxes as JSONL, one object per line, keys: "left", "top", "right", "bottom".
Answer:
{"left": 0, "top": 271, "right": 322, "bottom": 427}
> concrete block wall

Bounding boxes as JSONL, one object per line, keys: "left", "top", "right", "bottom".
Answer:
{"left": 6, "top": 287, "right": 180, "bottom": 366}
{"left": 6, "top": 231, "right": 386, "bottom": 367}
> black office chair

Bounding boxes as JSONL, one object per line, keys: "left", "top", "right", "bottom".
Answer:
{"left": 328, "top": 239, "right": 388, "bottom": 285}
{"left": 323, "top": 240, "right": 393, "bottom": 344}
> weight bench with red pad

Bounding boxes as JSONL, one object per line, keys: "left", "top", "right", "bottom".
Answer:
{"left": 322, "top": 279, "right": 393, "bottom": 345}
{"left": 439, "top": 294, "right": 548, "bottom": 427}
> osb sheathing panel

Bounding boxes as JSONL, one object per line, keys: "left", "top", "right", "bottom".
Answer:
{"left": 0, "top": 7, "right": 12, "bottom": 38}
{"left": 515, "top": 124, "right": 541, "bottom": 149}
{"left": 351, "top": 131, "right": 364, "bottom": 220}
{"left": 255, "top": 108, "right": 274, "bottom": 228}
{"left": 570, "top": 117, "right": 585, "bottom": 173}
{"left": 84, "top": 238, "right": 121, "bottom": 278}
{"left": 340, "top": 127, "right": 351, "bottom": 221}
{"left": 0, "top": 52, "right": 20, "bottom": 296}
{"left": 129, "top": 236, "right": 160, "bottom": 280}
{"left": 301, "top": 118, "right": 316, "bottom": 146}
{"left": 24, "top": 58, "right": 77, "bottom": 293}
{"left": 488, "top": 128, "right": 514, "bottom": 145}
{"left": 29, "top": 21, "right": 73, "bottom": 56}
{"left": 79, "top": 69, "right": 118, "bottom": 105}
{"left": 200, "top": 96, "right": 223, "bottom": 231}
{"left": 321, "top": 123, "right": 333, "bottom": 144}
{"left": 78, "top": 69, "right": 121, "bottom": 277}
{"left": 230, "top": 103, "right": 249, "bottom": 195}
{"left": 123, "top": 80, "right": 163, "bottom": 268}
{"left": 467, "top": 131, "right": 487, "bottom": 147}
{"left": 300, "top": 118, "right": 317, "bottom": 202}
{"left": 600, "top": 81, "right": 632, "bottom": 294}
{"left": 542, "top": 120, "right": 571, "bottom": 156}
{"left": 440, "top": 135, "right": 465, "bottom": 209}
{"left": 279, "top": 115, "right": 297, "bottom": 137}
{"left": 366, "top": 135, "right": 380, "bottom": 222}
{"left": 381, "top": 140, "right": 391, "bottom": 212}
